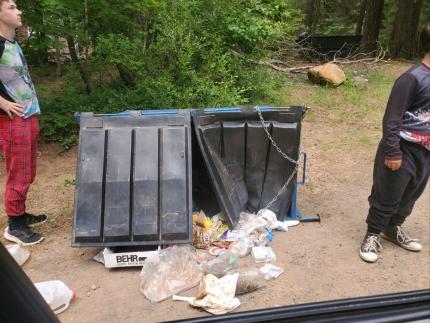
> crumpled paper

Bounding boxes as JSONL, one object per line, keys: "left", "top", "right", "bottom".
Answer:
{"left": 173, "top": 273, "right": 240, "bottom": 315}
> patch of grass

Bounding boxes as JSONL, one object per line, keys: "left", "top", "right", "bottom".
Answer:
{"left": 279, "top": 62, "right": 402, "bottom": 129}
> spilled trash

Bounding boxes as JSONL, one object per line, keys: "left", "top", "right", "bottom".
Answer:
{"left": 135, "top": 207, "right": 298, "bottom": 315}
{"left": 35, "top": 280, "right": 76, "bottom": 315}
{"left": 139, "top": 245, "right": 202, "bottom": 302}
{"left": 173, "top": 273, "right": 240, "bottom": 315}
{"left": 6, "top": 244, "right": 30, "bottom": 266}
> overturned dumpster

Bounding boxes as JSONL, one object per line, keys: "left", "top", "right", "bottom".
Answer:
{"left": 72, "top": 110, "right": 192, "bottom": 247}
{"left": 72, "top": 106, "right": 306, "bottom": 247}
{"left": 192, "top": 106, "right": 305, "bottom": 228}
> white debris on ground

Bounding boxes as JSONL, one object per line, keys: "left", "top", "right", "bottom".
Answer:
{"left": 138, "top": 208, "right": 300, "bottom": 315}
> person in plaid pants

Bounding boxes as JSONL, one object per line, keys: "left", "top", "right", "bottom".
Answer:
{"left": 0, "top": 0, "right": 47, "bottom": 245}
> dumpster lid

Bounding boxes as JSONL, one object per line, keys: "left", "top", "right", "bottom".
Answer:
{"left": 72, "top": 110, "right": 192, "bottom": 247}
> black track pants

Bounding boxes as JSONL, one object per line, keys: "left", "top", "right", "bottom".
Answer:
{"left": 366, "top": 140, "right": 430, "bottom": 234}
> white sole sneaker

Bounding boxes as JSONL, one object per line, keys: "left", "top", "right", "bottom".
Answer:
{"left": 4, "top": 228, "right": 44, "bottom": 246}
{"left": 27, "top": 218, "right": 48, "bottom": 228}
{"left": 359, "top": 249, "right": 379, "bottom": 263}
{"left": 381, "top": 233, "right": 422, "bottom": 252}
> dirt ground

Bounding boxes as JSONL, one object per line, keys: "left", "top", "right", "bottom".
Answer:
{"left": 1, "top": 101, "right": 429, "bottom": 322}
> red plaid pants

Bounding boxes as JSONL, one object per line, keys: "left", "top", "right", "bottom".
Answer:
{"left": 0, "top": 115, "right": 39, "bottom": 216}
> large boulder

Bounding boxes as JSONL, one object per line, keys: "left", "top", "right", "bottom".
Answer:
{"left": 308, "top": 63, "right": 346, "bottom": 87}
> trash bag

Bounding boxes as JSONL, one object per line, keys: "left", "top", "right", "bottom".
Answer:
{"left": 202, "top": 250, "right": 239, "bottom": 277}
{"left": 234, "top": 268, "right": 266, "bottom": 295}
{"left": 139, "top": 245, "right": 202, "bottom": 302}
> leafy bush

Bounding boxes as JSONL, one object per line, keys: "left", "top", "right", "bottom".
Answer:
{"left": 34, "top": 0, "right": 303, "bottom": 141}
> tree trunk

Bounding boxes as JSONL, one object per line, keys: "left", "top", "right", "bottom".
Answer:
{"left": 355, "top": 0, "right": 368, "bottom": 35}
{"left": 305, "top": 0, "right": 321, "bottom": 34}
{"left": 55, "top": 37, "right": 62, "bottom": 78}
{"left": 66, "top": 36, "right": 92, "bottom": 94}
{"left": 389, "top": 0, "right": 424, "bottom": 59}
{"left": 116, "top": 64, "right": 136, "bottom": 87}
{"left": 34, "top": 7, "right": 48, "bottom": 65}
{"left": 360, "top": 0, "right": 384, "bottom": 52}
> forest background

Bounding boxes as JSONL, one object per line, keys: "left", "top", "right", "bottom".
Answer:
{"left": 16, "top": 0, "right": 430, "bottom": 146}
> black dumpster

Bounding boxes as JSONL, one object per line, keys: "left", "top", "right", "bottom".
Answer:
{"left": 192, "top": 106, "right": 305, "bottom": 228}
{"left": 72, "top": 106, "right": 306, "bottom": 247}
{"left": 72, "top": 110, "right": 192, "bottom": 247}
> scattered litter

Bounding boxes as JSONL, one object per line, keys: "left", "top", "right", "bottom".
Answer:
{"left": 228, "top": 237, "right": 252, "bottom": 257}
{"left": 35, "top": 280, "right": 76, "bottom": 315}
{"left": 209, "top": 246, "right": 225, "bottom": 256}
{"left": 236, "top": 212, "right": 268, "bottom": 236}
{"left": 251, "top": 246, "right": 276, "bottom": 263}
{"left": 103, "top": 247, "right": 159, "bottom": 268}
{"left": 224, "top": 230, "right": 241, "bottom": 242}
{"left": 235, "top": 268, "right": 266, "bottom": 295}
{"left": 259, "top": 264, "right": 284, "bottom": 280}
{"left": 92, "top": 249, "right": 105, "bottom": 264}
{"left": 257, "top": 209, "right": 289, "bottom": 232}
{"left": 6, "top": 244, "right": 30, "bottom": 266}
{"left": 254, "top": 228, "right": 273, "bottom": 246}
{"left": 192, "top": 224, "right": 211, "bottom": 249}
{"left": 210, "top": 221, "right": 229, "bottom": 242}
{"left": 194, "top": 249, "right": 214, "bottom": 263}
{"left": 90, "top": 284, "right": 98, "bottom": 291}
{"left": 202, "top": 250, "right": 239, "bottom": 277}
{"left": 173, "top": 273, "right": 240, "bottom": 315}
{"left": 193, "top": 210, "right": 213, "bottom": 229}
{"left": 284, "top": 220, "right": 300, "bottom": 227}
{"left": 211, "top": 240, "right": 231, "bottom": 249}
{"left": 139, "top": 245, "right": 202, "bottom": 302}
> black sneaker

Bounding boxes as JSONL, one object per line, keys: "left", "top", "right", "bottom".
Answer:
{"left": 381, "top": 226, "right": 422, "bottom": 252}
{"left": 23, "top": 213, "right": 48, "bottom": 228}
{"left": 4, "top": 226, "right": 44, "bottom": 246}
{"left": 359, "top": 233, "right": 382, "bottom": 263}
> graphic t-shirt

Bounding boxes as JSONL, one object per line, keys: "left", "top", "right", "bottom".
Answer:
{"left": 0, "top": 36, "right": 40, "bottom": 118}
{"left": 382, "top": 63, "right": 430, "bottom": 158}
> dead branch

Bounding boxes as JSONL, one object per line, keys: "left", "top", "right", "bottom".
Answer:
{"left": 231, "top": 42, "right": 387, "bottom": 74}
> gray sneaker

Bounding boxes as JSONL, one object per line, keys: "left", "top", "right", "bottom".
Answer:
{"left": 360, "top": 233, "right": 382, "bottom": 263}
{"left": 4, "top": 226, "right": 44, "bottom": 246}
{"left": 381, "top": 226, "right": 422, "bottom": 252}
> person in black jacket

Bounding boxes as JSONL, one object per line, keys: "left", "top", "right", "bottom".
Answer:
{"left": 360, "top": 24, "right": 430, "bottom": 263}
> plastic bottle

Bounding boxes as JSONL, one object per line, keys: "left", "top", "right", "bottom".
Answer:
{"left": 35, "top": 280, "right": 76, "bottom": 314}
{"left": 5, "top": 244, "right": 30, "bottom": 266}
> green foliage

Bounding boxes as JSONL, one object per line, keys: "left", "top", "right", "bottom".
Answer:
{"left": 19, "top": 0, "right": 305, "bottom": 141}
{"left": 63, "top": 178, "right": 76, "bottom": 187}
{"left": 60, "top": 134, "right": 78, "bottom": 152}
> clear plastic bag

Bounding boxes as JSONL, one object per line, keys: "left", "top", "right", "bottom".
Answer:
{"left": 202, "top": 250, "right": 240, "bottom": 277}
{"left": 228, "top": 237, "right": 252, "bottom": 257}
{"left": 236, "top": 212, "right": 268, "bottom": 236}
{"left": 235, "top": 268, "right": 266, "bottom": 295}
{"left": 139, "top": 245, "right": 202, "bottom": 302}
